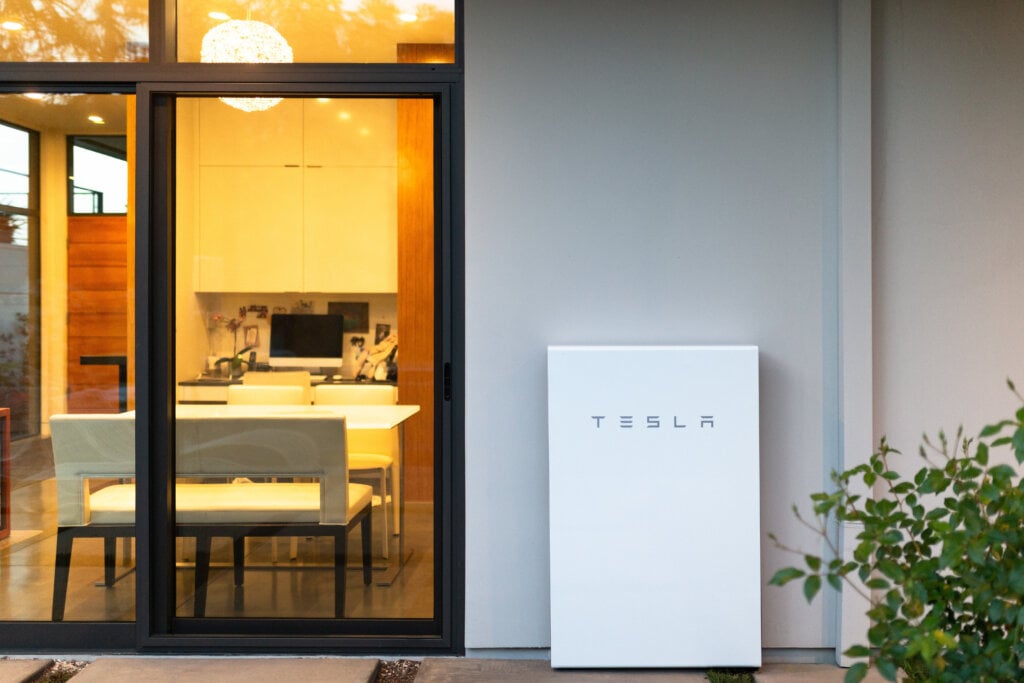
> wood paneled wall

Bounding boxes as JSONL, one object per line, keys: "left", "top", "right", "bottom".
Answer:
{"left": 66, "top": 215, "right": 128, "bottom": 413}
{"left": 398, "top": 43, "right": 454, "bottom": 502}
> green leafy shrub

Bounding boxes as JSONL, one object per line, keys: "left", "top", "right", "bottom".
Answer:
{"left": 769, "top": 380, "right": 1024, "bottom": 683}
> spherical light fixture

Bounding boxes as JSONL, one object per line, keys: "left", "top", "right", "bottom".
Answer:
{"left": 200, "top": 19, "right": 293, "bottom": 112}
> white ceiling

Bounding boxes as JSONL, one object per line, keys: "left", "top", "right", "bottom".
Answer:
{"left": 0, "top": 94, "right": 129, "bottom": 135}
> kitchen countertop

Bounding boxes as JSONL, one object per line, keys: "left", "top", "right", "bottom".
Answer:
{"left": 179, "top": 376, "right": 396, "bottom": 387}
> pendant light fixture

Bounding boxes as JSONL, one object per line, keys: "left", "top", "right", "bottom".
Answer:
{"left": 200, "top": 15, "right": 293, "bottom": 112}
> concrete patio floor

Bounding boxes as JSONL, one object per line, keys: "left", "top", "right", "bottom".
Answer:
{"left": 0, "top": 657, "right": 892, "bottom": 683}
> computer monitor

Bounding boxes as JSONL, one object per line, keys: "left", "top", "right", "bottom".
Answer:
{"left": 268, "top": 313, "right": 345, "bottom": 369}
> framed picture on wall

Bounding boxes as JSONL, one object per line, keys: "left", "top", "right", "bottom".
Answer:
{"left": 328, "top": 301, "right": 369, "bottom": 333}
{"left": 243, "top": 325, "right": 260, "bottom": 348}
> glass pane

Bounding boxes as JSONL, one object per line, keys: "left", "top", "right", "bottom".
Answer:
{"left": 176, "top": 1, "right": 454, "bottom": 63}
{"left": 0, "top": 124, "right": 30, "bottom": 209}
{"left": 0, "top": 1, "right": 148, "bottom": 62}
{"left": 0, "top": 95, "right": 135, "bottom": 622}
{"left": 173, "top": 96, "right": 435, "bottom": 621}
{"left": 70, "top": 136, "right": 129, "bottom": 214}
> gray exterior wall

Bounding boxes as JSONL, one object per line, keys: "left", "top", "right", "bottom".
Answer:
{"left": 465, "top": 0, "right": 847, "bottom": 651}
{"left": 463, "top": 0, "right": 1024, "bottom": 656}
{"left": 873, "top": 1, "right": 1024, "bottom": 466}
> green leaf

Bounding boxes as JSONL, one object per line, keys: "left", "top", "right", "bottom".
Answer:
{"left": 876, "top": 658, "right": 898, "bottom": 681}
{"left": 803, "top": 574, "right": 821, "bottom": 603}
{"left": 768, "top": 567, "right": 805, "bottom": 586}
{"left": 843, "top": 662, "right": 868, "bottom": 683}
{"left": 843, "top": 645, "right": 871, "bottom": 658}
{"left": 877, "top": 558, "right": 905, "bottom": 582}
{"left": 805, "top": 555, "right": 822, "bottom": 572}
{"left": 980, "top": 421, "right": 1013, "bottom": 438}
{"left": 880, "top": 530, "right": 903, "bottom": 545}
{"left": 976, "top": 441, "right": 989, "bottom": 465}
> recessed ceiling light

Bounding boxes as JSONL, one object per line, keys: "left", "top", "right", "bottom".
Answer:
{"left": 1, "top": 19, "right": 25, "bottom": 31}
{"left": 208, "top": 11, "right": 230, "bottom": 21}
{"left": 23, "top": 93, "right": 45, "bottom": 100}
{"left": 316, "top": 97, "right": 330, "bottom": 103}
{"left": 88, "top": 115, "right": 105, "bottom": 125}
{"left": 397, "top": 12, "right": 418, "bottom": 23}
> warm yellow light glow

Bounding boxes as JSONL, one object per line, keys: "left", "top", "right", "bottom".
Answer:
{"left": 339, "top": 111, "right": 352, "bottom": 121}
{"left": 23, "top": 93, "right": 45, "bottom": 100}
{"left": 316, "top": 98, "right": 330, "bottom": 103}
{"left": 359, "top": 127, "right": 370, "bottom": 137}
{"left": 398, "top": 13, "right": 418, "bottom": 23}
{"left": 208, "top": 11, "right": 231, "bottom": 21}
{"left": 1, "top": 19, "right": 24, "bottom": 31}
{"left": 88, "top": 115, "right": 106, "bottom": 124}
{"left": 201, "top": 19, "right": 293, "bottom": 112}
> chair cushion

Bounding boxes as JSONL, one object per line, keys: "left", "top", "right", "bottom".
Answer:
{"left": 87, "top": 482, "right": 373, "bottom": 525}
{"left": 349, "top": 452, "right": 393, "bottom": 470}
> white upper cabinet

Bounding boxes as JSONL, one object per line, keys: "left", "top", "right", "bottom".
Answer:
{"left": 193, "top": 97, "right": 397, "bottom": 293}
{"left": 303, "top": 99, "right": 397, "bottom": 168}
{"left": 198, "top": 98, "right": 303, "bottom": 167}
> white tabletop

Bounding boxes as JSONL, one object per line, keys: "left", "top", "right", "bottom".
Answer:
{"left": 174, "top": 403, "right": 420, "bottom": 430}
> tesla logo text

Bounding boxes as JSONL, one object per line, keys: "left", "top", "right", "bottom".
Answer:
{"left": 590, "top": 415, "right": 715, "bottom": 429}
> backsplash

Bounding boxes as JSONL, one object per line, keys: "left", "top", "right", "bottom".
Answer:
{"left": 197, "top": 292, "right": 397, "bottom": 378}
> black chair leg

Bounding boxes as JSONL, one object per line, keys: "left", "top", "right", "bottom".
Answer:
{"left": 232, "top": 536, "right": 245, "bottom": 586}
{"left": 193, "top": 533, "right": 212, "bottom": 617}
{"left": 360, "top": 510, "right": 373, "bottom": 586}
{"left": 52, "top": 528, "right": 74, "bottom": 622}
{"left": 334, "top": 529, "right": 347, "bottom": 618}
{"left": 103, "top": 536, "right": 117, "bottom": 587}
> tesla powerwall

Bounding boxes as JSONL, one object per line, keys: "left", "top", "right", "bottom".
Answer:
{"left": 547, "top": 346, "right": 761, "bottom": 668}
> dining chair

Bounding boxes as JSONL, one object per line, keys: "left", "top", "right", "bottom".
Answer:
{"left": 227, "top": 383, "right": 308, "bottom": 560}
{"left": 312, "top": 384, "right": 398, "bottom": 557}
{"left": 242, "top": 370, "right": 313, "bottom": 404}
{"left": 226, "top": 384, "right": 307, "bottom": 405}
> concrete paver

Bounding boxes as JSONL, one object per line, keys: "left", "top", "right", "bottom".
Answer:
{"left": 417, "top": 658, "right": 708, "bottom": 682}
{"left": 755, "top": 663, "right": 889, "bottom": 683}
{"left": 0, "top": 658, "right": 52, "bottom": 683}
{"left": 70, "top": 656, "right": 378, "bottom": 683}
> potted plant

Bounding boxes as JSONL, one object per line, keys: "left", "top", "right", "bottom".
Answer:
{"left": 209, "top": 313, "right": 252, "bottom": 378}
{"left": 215, "top": 346, "right": 253, "bottom": 378}
{"left": 0, "top": 215, "right": 17, "bottom": 244}
{"left": 769, "top": 380, "right": 1024, "bottom": 682}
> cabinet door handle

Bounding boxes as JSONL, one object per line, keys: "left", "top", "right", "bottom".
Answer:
{"left": 284, "top": 164, "right": 300, "bottom": 168}
{"left": 306, "top": 164, "right": 322, "bottom": 168}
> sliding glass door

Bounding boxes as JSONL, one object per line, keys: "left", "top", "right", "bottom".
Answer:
{"left": 0, "top": 0, "right": 461, "bottom": 650}
{"left": 169, "top": 94, "right": 437, "bottom": 627}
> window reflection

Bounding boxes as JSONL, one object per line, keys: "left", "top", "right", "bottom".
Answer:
{"left": 0, "top": 0, "right": 148, "bottom": 62}
{"left": 0, "top": 95, "right": 134, "bottom": 621}
{"left": 177, "top": 0, "right": 454, "bottom": 63}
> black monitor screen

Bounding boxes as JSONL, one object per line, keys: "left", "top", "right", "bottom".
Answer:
{"left": 269, "top": 314, "right": 345, "bottom": 363}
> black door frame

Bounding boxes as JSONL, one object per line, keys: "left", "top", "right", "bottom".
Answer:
{"left": 136, "top": 82, "right": 463, "bottom": 651}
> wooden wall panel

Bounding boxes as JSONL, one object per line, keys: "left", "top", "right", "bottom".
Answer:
{"left": 397, "top": 43, "right": 454, "bottom": 502}
{"left": 67, "top": 214, "right": 128, "bottom": 413}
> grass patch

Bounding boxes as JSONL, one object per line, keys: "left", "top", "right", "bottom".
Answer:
{"left": 706, "top": 669, "right": 755, "bottom": 683}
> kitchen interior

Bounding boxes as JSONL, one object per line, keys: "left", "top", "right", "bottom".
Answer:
{"left": 0, "top": 3, "right": 452, "bottom": 622}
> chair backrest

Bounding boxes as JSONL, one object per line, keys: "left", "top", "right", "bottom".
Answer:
{"left": 50, "top": 413, "right": 135, "bottom": 527}
{"left": 50, "top": 413, "right": 350, "bottom": 526}
{"left": 313, "top": 384, "right": 397, "bottom": 455}
{"left": 175, "top": 415, "right": 350, "bottom": 524}
{"left": 312, "top": 384, "right": 397, "bottom": 406}
{"left": 243, "top": 371, "right": 312, "bottom": 404}
{"left": 227, "top": 384, "right": 307, "bottom": 405}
